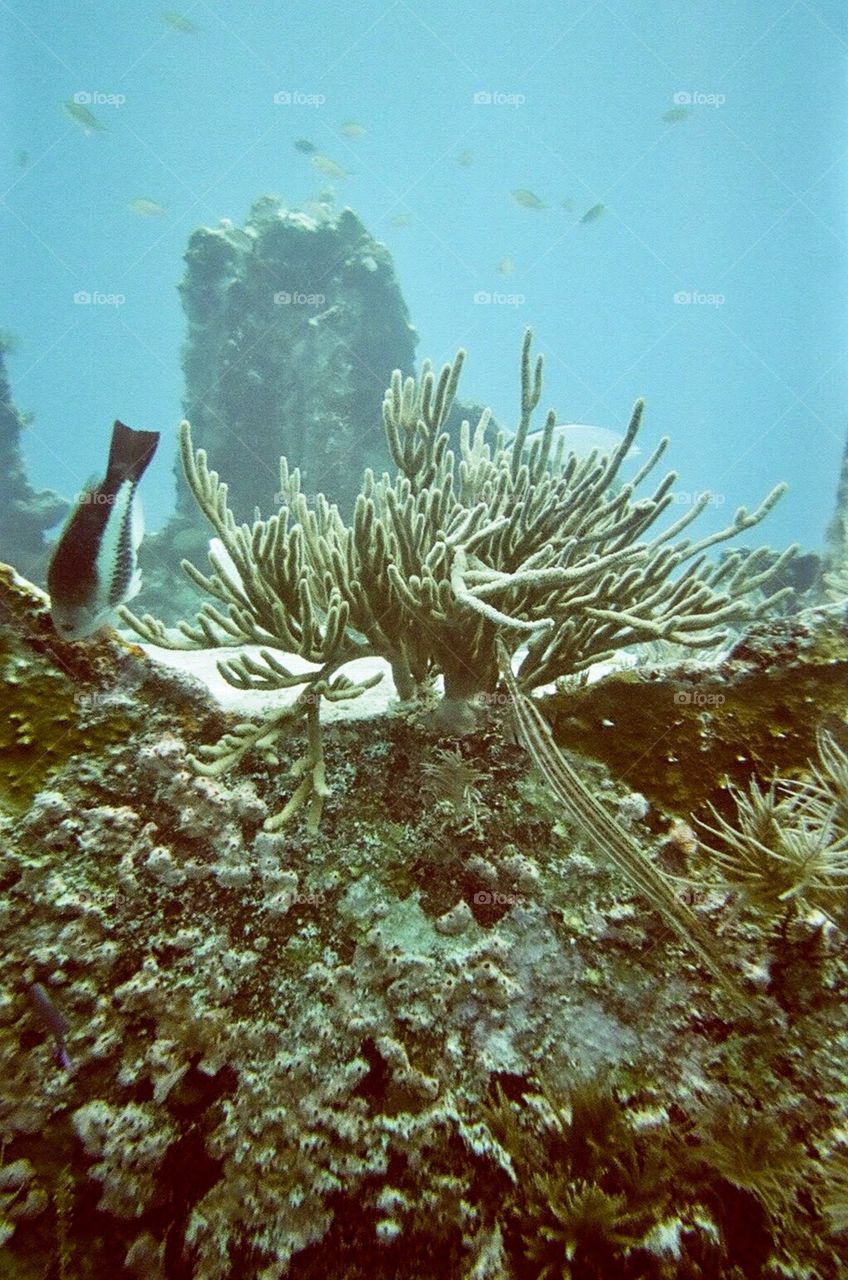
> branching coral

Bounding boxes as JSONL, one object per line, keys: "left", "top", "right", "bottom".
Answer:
{"left": 122, "top": 331, "right": 792, "bottom": 829}
{"left": 698, "top": 731, "right": 848, "bottom": 919}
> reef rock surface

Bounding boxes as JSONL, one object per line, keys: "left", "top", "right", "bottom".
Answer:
{"left": 1, "top": 567, "right": 847, "bottom": 1279}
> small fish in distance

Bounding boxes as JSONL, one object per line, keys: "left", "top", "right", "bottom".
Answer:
{"left": 63, "top": 100, "right": 106, "bottom": 134}
{"left": 47, "top": 420, "right": 160, "bottom": 640}
{"left": 511, "top": 423, "right": 640, "bottom": 462}
{"left": 311, "top": 154, "right": 351, "bottom": 180}
{"left": 662, "top": 106, "right": 691, "bottom": 124}
{"left": 511, "top": 188, "right": 545, "bottom": 210}
{"left": 163, "top": 11, "right": 198, "bottom": 33}
{"left": 129, "top": 197, "right": 166, "bottom": 217}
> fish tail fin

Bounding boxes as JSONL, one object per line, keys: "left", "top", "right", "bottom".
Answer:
{"left": 105, "top": 420, "right": 160, "bottom": 485}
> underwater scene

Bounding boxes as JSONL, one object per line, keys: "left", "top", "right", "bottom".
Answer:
{"left": 2, "top": 2, "right": 848, "bottom": 1277}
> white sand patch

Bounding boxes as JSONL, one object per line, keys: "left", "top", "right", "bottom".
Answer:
{"left": 129, "top": 641, "right": 403, "bottom": 722}
{"left": 125, "top": 636, "right": 636, "bottom": 724}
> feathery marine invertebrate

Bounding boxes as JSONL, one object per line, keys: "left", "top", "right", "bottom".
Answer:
{"left": 698, "top": 731, "right": 848, "bottom": 919}
{"left": 121, "top": 332, "right": 793, "bottom": 831}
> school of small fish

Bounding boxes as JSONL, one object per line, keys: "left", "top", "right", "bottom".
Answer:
{"left": 43, "top": 48, "right": 691, "bottom": 639}
{"left": 52, "top": 42, "right": 694, "bottom": 268}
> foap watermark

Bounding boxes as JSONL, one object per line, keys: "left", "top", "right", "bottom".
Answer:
{"left": 74, "top": 291, "right": 125, "bottom": 307}
{"left": 673, "top": 291, "right": 725, "bottom": 307}
{"left": 286, "top": 891, "right": 326, "bottom": 907}
{"left": 473, "top": 90, "right": 525, "bottom": 107}
{"left": 473, "top": 890, "right": 525, "bottom": 906}
{"left": 473, "top": 290, "right": 525, "bottom": 307}
{"left": 73, "top": 488, "right": 120, "bottom": 505}
{"left": 73, "top": 90, "right": 125, "bottom": 108}
{"left": 673, "top": 90, "right": 725, "bottom": 108}
{"left": 669, "top": 489, "right": 726, "bottom": 507}
{"left": 673, "top": 690, "right": 725, "bottom": 708}
{"left": 273, "top": 490, "right": 322, "bottom": 506}
{"left": 272, "top": 90, "right": 325, "bottom": 107}
{"left": 475, "top": 690, "right": 512, "bottom": 709}
{"left": 74, "top": 669, "right": 146, "bottom": 712}
{"left": 273, "top": 291, "right": 325, "bottom": 306}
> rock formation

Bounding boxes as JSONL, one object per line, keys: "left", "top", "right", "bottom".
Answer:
{"left": 0, "top": 346, "right": 67, "bottom": 585}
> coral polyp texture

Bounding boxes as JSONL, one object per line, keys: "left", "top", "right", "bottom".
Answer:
{"left": 122, "top": 331, "right": 794, "bottom": 830}
{"left": 1, "top": 564, "right": 848, "bottom": 1278}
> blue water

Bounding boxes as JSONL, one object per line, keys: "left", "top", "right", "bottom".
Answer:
{"left": 2, "top": 0, "right": 846, "bottom": 552}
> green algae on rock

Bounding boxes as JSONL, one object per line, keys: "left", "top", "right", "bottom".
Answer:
{"left": 0, "top": 564, "right": 225, "bottom": 816}
{"left": 543, "top": 605, "right": 848, "bottom": 819}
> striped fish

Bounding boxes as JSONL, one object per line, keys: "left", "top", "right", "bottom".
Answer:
{"left": 47, "top": 420, "right": 159, "bottom": 640}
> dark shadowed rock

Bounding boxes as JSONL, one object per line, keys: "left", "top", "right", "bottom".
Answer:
{"left": 823, "top": 425, "right": 848, "bottom": 600}
{"left": 176, "top": 197, "right": 418, "bottom": 523}
{"left": 0, "top": 348, "right": 67, "bottom": 585}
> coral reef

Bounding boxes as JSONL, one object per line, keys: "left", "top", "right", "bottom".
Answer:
{"left": 0, "top": 346, "right": 67, "bottom": 585}
{"left": 1, "top": 568, "right": 847, "bottom": 1278}
{"left": 123, "top": 331, "right": 793, "bottom": 831}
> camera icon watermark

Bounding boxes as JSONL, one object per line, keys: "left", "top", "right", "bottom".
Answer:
{"left": 273, "top": 291, "right": 325, "bottom": 306}
{"left": 273, "top": 490, "right": 320, "bottom": 506}
{"left": 73, "top": 291, "right": 126, "bottom": 307}
{"left": 74, "top": 669, "right": 145, "bottom": 712}
{"left": 473, "top": 890, "right": 525, "bottom": 906}
{"left": 669, "top": 489, "right": 726, "bottom": 507}
{"left": 74, "top": 489, "right": 119, "bottom": 505}
{"left": 475, "top": 690, "right": 511, "bottom": 708}
{"left": 272, "top": 90, "right": 326, "bottom": 107}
